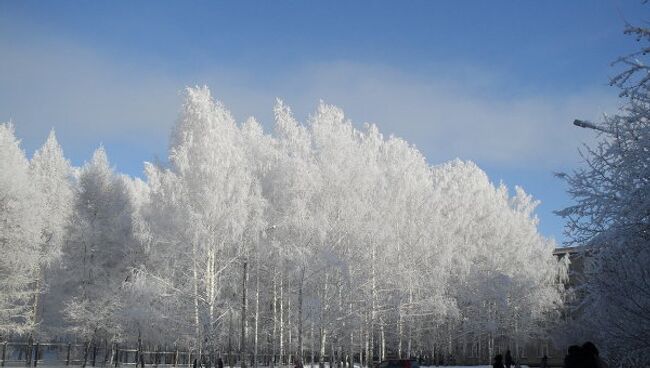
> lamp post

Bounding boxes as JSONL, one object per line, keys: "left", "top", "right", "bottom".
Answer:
{"left": 573, "top": 119, "right": 614, "bottom": 134}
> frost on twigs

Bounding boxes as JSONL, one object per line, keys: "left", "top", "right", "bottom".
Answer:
{"left": 557, "top": 18, "right": 650, "bottom": 367}
{"left": 1, "top": 88, "right": 563, "bottom": 361}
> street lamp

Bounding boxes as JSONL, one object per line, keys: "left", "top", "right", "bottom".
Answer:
{"left": 573, "top": 119, "right": 614, "bottom": 134}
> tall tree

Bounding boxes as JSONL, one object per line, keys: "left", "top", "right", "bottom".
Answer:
{"left": 29, "top": 130, "right": 74, "bottom": 336}
{"left": 557, "top": 21, "right": 650, "bottom": 367}
{"left": 141, "top": 87, "right": 265, "bottom": 353}
{"left": 0, "top": 123, "right": 42, "bottom": 335}
{"left": 61, "top": 147, "right": 136, "bottom": 341}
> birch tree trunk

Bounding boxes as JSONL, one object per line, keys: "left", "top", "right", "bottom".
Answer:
{"left": 207, "top": 249, "right": 216, "bottom": 343}
{"left": 319, "top": 275, "right": 328, "bottom": 368}
{"left": 272, "top": 271, "right": 277, "bottom": 368}
{"left": 361, "top": 317, "right": 366, "bottom": 368}
{"left": 319, "top": 327, "right": 326, "bottom": 368}
{"left": 30, "top": 270, "right": 42, "bottom": 336}
{"left": 348, "top": 302, "right": 353, "bottom": 368}
{"left": 241, "top": 260, "right": 248, "bottom": 368}
{"left": 407, "top": 283, "right": 413, "bottom": 359}
{"left": 431, "top": 336, "right": 436, "bottom": 367}
{"left": 254, "top": 257, "right": 260, "bottom": 368}
{"left": 310, "top": 321, "right": 315, "bottom": 368}
{"left": 288, "top": 273, "right": 292, "bottom": 365}
{"left": 368, "top": 245, "right": 376, "bottom": 367}
{"left": 398, "top": 308, "right": 403, "bottom": 359}
{"left": 379, "top": 318, "right": 385, "bottom": 361}
{"left": 279, "top": 270, "right": 284, "bottom": 366}
{"left": 228, "top": 309, "right": 233, "bottom": 368}
{"left": 337, "top": 278, "right": 343, "bottom": 368}
{"left": 206, "top": 250, "right": 212, "bottom": 330}
{"left": 298, "top": 268, "right": 304, "bottom": 364}
{"left": 364, "top": 314, "right": 369, "bottom": 368}
{"left": 192, "top": 248, "right": 202, "bottom": 352}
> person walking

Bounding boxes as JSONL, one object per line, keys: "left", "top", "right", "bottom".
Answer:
{"left": 493, "top": 354, "right": 505, "bottom": 368}
{"left": 505, "top": 350, "right": 513, "bottom": 368}
{"left": 540, "top": 355, "right": 548, "bottom": 368}
{"left": 582, "top": 342, "right": 608, "bottom": 368}
{"left": 563, "top": 345, "right": 584, "bottom": 368}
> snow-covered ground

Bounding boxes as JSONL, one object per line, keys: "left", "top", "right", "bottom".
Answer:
{"left": 1, "top": 363, "right": 534, "bottom": 368}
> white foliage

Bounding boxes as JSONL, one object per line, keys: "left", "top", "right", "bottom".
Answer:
{"left": 0, "top": 123, "right": 42, "bottom": 334}
{"left": 556, "top": 23, "right": 650, "bottom": 366}
{"left": 1, "top": 87, "right": 563, "bottom": 360}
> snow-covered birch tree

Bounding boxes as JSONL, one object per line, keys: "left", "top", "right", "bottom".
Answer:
{"left": 141, "top": 87, "right": 265, "bottom": 353}
{"left": 556, "top": 21, "right": 650, "bottom": 368}
{"left": 0, "top": 123, "right": 42, "bottom": 335}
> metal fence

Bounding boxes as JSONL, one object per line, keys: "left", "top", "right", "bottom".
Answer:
{"left": 0, "top": 341, "right": 564, "bottom": 368}
{"left": 0, "top": 341, "right": 214, "bottom": 368}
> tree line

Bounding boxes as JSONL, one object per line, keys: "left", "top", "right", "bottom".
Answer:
{"left": 1, "top": 88, "right": 564, "bottom": 365}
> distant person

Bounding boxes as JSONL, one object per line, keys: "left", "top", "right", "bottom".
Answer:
{"left": 540, "top": 355, "right": 548, "bottom": 368}
{"left": 563, "top": 345, "right": 584, "bottom": 368}
{"left": 295, "top": 359, "right": 304, "bottom": 368}
{"left": 217, "top": 357, "right": 224, "bottom": 368}
{"left": 582, "top": 342, "right": 607, "bottom": 368}
{"left": 505, "top": 350, "right": 513, "bottom": 368}
{"left": 493, "top": 354, "right": 505, "bottom": 368}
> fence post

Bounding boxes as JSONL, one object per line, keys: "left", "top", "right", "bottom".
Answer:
{"left": 174, "top": 347, "right": 178, "bottom": 368}
{"left": 27, "top": 337, "right": 33, "bottom": 367}
{"left": 34, "top": 343, "right": 39, "bottom": 367}
{"left": 137, "top": 333, "right": 142, "bottom": 368}
{"left": 66, "top": 344, "right": 71, "bottom": 366}
{"left": 92, "top": 344, "right": 97, "bottom": 367}
{"left": 103, "top": 341, "right": 110, "bottom": 366}
{"left": 82, "top": 340, "right": 90, "bottom": 368}
{"left": 114, "top": 345, "right": 120, "bottom": 368}
{"left": 1, "top": 342, "right": 7, "bottom": 367}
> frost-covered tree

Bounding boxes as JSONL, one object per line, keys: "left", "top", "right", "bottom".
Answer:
{"left": 1, "top": 87, "right": 564, "bottom": 367}
{"left": 557, "top": 22, "right": 650, "bottom": 368}
{"left": 29, "top": 130, "right": 73, "bottom": 336}
{"left": 140, "top": 87, "right": 266, "bottom": 354}
{"left": 429, "top": 160, "right": 562, "bottom": 362}
{"left": 0, "top": 123, "right": 42, "bottom": 335}
{"left": 60, "top": 147, "right": 137, "bottom": 341}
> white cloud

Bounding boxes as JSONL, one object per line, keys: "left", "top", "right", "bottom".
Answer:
{"left": 0, "top": 34, "right": 619, "bottom": 170}
{"left": 271, "top": 62, "right": 617, "bottom": 168}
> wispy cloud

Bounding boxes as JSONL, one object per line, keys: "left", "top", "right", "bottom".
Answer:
{"left": 1, "top": 33, "right": 618, "bottom": 170}
{"left": 271, "top": 62, "right": 617, "bottom": 168}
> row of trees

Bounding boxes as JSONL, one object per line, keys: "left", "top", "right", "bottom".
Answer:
{"left": 1, "top": 88, "right": 564, "bottom": 364}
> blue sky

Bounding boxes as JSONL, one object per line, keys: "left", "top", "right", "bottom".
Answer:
{"left": 1, "top": 1, "right": 646, "bottom": 245}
